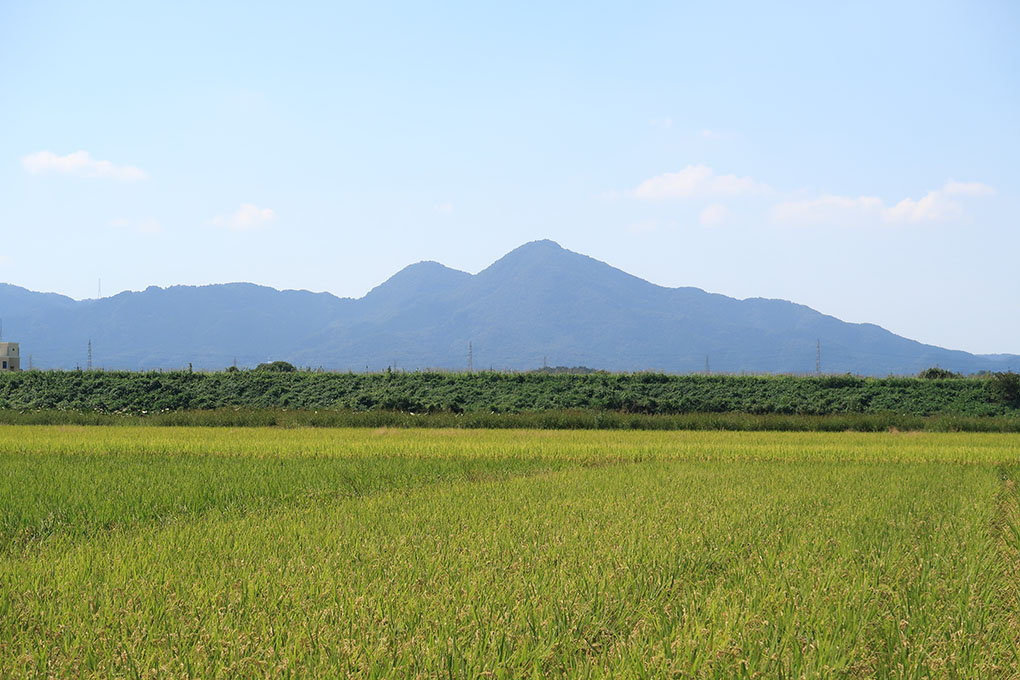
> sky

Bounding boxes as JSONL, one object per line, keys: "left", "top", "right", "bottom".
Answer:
{"left": 1, "top": 0, "right": 1018, "bottom": 354}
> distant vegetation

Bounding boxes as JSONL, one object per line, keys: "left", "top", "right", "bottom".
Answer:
{"left": 916, "top": 366, "right": 963, "bottom": 379}
{"left": 989, "top": 370, "right": 1020, "bottom": 407}
{"left": 0, "top": 370, "right": 1018, "bottom": 420}
{"left": 255, "top": 360, "right": 298, "bottom": 372}
{"left": 529, "top": 365, "right": 605, "bottom": 375}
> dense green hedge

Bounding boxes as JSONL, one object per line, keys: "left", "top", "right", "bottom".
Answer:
{"left": 0, "top": 370, "right": 1016, "bottom": 417}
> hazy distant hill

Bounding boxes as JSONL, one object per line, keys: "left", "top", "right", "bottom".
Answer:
{"left": 1, "top": 240, "right": 1017, "bottom": 375}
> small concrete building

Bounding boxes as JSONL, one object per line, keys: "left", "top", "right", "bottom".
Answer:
{"left": 0, "top": 343, "right": 21, "bottom": 372}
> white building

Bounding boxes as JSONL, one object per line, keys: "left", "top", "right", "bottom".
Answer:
{"left": 0, "top": 342, "right": 21, "bottom": 371}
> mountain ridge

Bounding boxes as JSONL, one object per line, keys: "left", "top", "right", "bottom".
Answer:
{"left": 0, "top": 240, "right": 1015, "bottom": 374}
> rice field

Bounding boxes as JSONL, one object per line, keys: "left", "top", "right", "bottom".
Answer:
{"left": 1, "top": 426, "right": 1019, "bottom": 678}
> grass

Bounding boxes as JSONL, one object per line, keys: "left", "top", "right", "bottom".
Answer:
{"left": 1, "top": 426, "right": 1019, "bottom": 677}
{"left": 1, "top": 407, "right": 1020, "bottom": 431}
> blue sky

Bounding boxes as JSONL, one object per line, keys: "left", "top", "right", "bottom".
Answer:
{"left": 1, "top": 0, "right": 1017, "bottom": 354}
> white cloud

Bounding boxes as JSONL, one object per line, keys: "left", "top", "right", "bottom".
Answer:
{"left": 110, "top": 217, "right": 163, "bottom": 235}
{"left": 209, "top": 203, "right": 276, "bottom": 230}
{"left": 626, "top": 219, "right": 661, "bottom": 234}
{"left": 942, "top": 180, "right": 996, "bottom": 197}
{"left": 772, "top": 194, "right": 884, "bottom": 224}
{"left": 699, "top": 129, "right": 728, "bottom": 140}
{"left": 651, "top": 117, "right": 673, "bottom": 129}
{"left": 137, "top": 219, "right": 162, "bottom": 235}
{"left": 699, "top": 203, "right": 730, "bottom": 226}
{"left": 885, "top": 191, "right": 961, "bottom": 222}
{"left": 772, "top": 180, "right": 995, "bottom": 226}
{"left": 631, "top": 165, "right": 771, "bottom": 200}
{"left": 0, "top": 255, "right": 11, "bottom": 266}
{"left": 22, "top": 150, "right": 148, "bottom": 181}
{"left": 434, "top": 202, "right": 453, "bottom": 215}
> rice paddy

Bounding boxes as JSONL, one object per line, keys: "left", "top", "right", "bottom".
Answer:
{"left": 2, "top": 426, "right": 1019, "bottom": 678}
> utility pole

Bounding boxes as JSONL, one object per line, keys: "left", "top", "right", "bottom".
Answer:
{"left": 468, "top": 342, "right": 474, "bottom": 373}
{"left": 87, "top": 340, "right": 92, "bottom": 371}
{"left": 816, "top": 339, "right": 821, "bottom": 376}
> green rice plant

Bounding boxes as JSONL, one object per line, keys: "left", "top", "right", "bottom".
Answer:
{"left": 1, "top": 426, "right": 1018, "bottom": 677}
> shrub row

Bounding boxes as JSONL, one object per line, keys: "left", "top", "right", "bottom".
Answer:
{"left": 0, "top": 370, "right": 1017, "bottom": 417}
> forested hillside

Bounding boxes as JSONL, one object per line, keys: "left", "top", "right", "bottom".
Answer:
{"left": 2, "top": 241, "right": 1018, "bottom": 375}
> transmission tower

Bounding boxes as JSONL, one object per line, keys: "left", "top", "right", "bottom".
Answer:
{"left": 87, "top": 340, "right": 92, "bottom": 371}
{"left": 705, "top": 355, "right": 710, "bottom": 376}
{"left": 816, "top": 339, "right": 821, "bottom": 376}
{"left": 468, "top": 342, "right": 474, "bottom": 373}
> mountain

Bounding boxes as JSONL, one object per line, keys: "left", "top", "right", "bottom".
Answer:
{"left": 1, "top": 240, "right": 1017, "bottom": 375}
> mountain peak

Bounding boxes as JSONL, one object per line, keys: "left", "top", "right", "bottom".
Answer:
{"left": 363, "top": 259, "right": 471, "bottom": 305}
{"left": 515, "top": 239, "right": 564, "bottom": 252}
{"left": 480, "top": 239, "right": 582, "bottom": 274}
{"left": 478, "top": 239, "right": 649, "bottom": 297}
{"left": 497, "top": 239, "right": 568, "bottom": 260}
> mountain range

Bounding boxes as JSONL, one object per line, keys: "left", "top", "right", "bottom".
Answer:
{"left": 1, "top": 239, "right": 1016, "bottom": 375}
